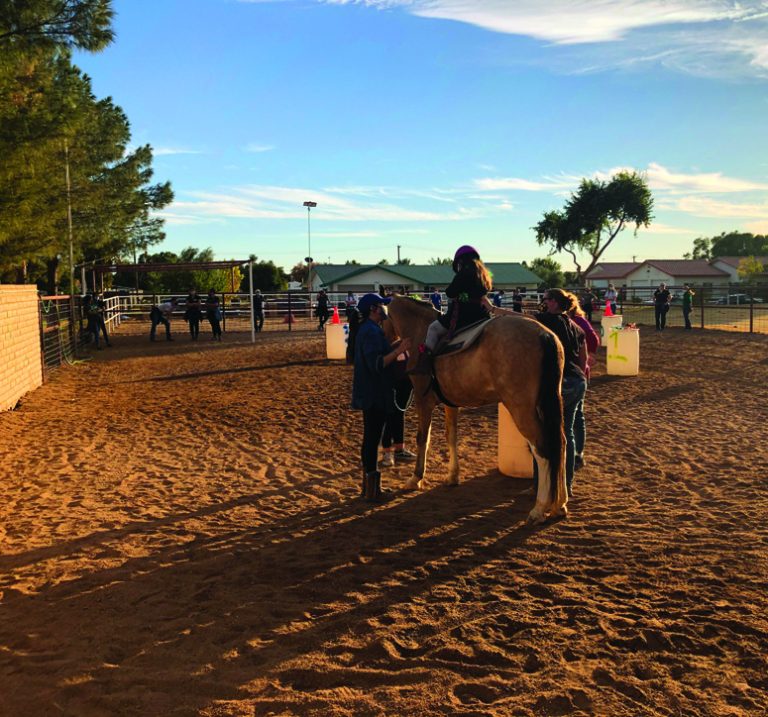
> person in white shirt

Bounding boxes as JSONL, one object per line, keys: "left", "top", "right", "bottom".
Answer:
{"left": 150, "top": 298, "right": 176, "bottom": 341}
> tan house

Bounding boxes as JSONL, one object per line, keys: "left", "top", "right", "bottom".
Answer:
{"left": 586, "top": 259, "right": 730, "bottom": 288}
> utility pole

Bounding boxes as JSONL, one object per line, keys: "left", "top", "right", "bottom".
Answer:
{"left": 303, "top": 201, "right": 317, "bottom": 297}
{"left": 397, "top": 244, "right": 401, "bottom": 264}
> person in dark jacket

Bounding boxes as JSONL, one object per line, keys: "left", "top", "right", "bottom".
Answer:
{"left": 205, "top": 289, "right": 222, "bottom": 340}
{"left": 316, "top": 289, "right": 330, "bottom": 330}
{"left": 410, "top": 245, "right": 493, "bottom": 374}
{"left": 185, "top": 288, "right": 202, "bottom": 340}
{"left": 351, "top": 293, "right": 411, "bottom": 502}
{"left": 253, "top": 289, "right": 265, "bottom": 332}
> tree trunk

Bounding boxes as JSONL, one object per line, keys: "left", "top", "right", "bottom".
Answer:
{"left": 15, "top": 260, "right": 28, "bottom": 283}
{"left": 46, "top": 257, "right": 60, "bottom": 295}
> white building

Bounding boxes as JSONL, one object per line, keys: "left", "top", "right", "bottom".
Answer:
{"left": 586, "top": 259, "right": 730, "bottom": 288}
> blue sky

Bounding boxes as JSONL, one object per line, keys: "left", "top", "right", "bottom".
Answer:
{"left": 75, "top": 0, "right": 768, "bottom": 269}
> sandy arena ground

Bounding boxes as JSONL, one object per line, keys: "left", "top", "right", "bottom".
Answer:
{"left": 1, "top": 323, "right": 767, "bottom": 716}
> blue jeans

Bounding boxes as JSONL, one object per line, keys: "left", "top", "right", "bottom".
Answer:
{"left": 562, "top": 375, "right": 587, "bottom": 492}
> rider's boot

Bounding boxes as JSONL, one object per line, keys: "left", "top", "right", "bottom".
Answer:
{"left": 407, "top": 345, "right": 433, "bottom": 376}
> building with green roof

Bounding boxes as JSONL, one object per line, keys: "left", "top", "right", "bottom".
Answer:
{"left": 312, "top": 263, "right": 541, "bottom": 293}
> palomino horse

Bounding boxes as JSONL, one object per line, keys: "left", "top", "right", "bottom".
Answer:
{"left": 386, "top": 296, "right": 567, "bottom": 523}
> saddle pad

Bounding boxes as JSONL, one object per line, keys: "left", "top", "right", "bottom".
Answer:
{"left": 437, "top": 317, "right": 494, "bottom": 357}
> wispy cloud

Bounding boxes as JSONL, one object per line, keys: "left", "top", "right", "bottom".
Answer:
{"left": 244, "top": 143, "right": 275, "bottom": 153}
{"left": 318, "top": 1, "right": 768, "bottom": 78}
{"left": 153, "top": 146, "right": 203, "bottom": 156}
{"left": 161, "top": 183, "right": 497, "bottom": 224}
{"left": 473, "top": 176, "right": 574, "bottom": 192}
{"left": 672, "top": 195, "right": 768, "bottom": 218}
{"left": 475, "top": 163, "right": 768, "bottom": 196}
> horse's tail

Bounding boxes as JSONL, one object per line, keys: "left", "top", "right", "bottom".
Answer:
{"left": 538, "top": 331, "right": 566, "bottom": 506}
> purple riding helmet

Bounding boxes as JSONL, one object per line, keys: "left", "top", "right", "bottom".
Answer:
{"left": 452, "top": 245, "right": 480, "bottom": 273}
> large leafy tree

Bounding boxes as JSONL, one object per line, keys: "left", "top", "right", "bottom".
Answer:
{"left": 239, "top": 255, "right": 286, "bottom": 292}
{"left": 526, "top": 257, "right": 565, "bottom": 289}
{"left": 684, "top": 231, "right": 768, "bottom": 260}
{"left": 534, "top": 171, "right": 653, "bottom": 285}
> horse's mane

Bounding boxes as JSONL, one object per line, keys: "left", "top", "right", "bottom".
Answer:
{"left": 392, "top": 294, "right": 439, "bottom": 317}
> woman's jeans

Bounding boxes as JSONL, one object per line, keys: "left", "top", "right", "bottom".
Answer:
{"left": 683, "top": 307, "right": 692, "bottom": 329}
{"left": 362, "top": 406, "right": 389, "bottom": 473}
{"left": 562, "top": 375, "right": 587, "bottom": 492}
{"left": 573, "top": 399, "right": 586, "bottom": 457}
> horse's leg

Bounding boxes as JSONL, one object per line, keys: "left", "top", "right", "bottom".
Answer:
{"left": 404, "top": 389, "right": 437, "bottom": 491}
{"left": 502, "top": 404, "right": 567, "bottom": 524}
{"left": 444, "top": 405, "right": 459, "bottom": 485}
{"left": 529, "top": 448, "right": 553, "bottom": 524}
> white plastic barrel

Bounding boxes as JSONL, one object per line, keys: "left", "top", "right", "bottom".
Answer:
{"left": 606, "top": 328, "right": 640, "bottom": 376}
{"left": 497, "top": 404, "right": 534, "bottom": 478}
{"left": 325, "top": 323, "right": 347, "bottom": 360}
{"left": 600, "top": 315, "right": 623, "bottom": 347}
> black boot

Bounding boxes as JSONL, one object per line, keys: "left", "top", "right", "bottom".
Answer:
{"left": 407, "top": 348, "right": 433, "bottom": 376}
{"left": 365, "top": 471, "right": 392, "bottom": 503}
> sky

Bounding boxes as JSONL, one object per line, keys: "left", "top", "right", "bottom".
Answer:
{"left": 74, "top": 0, "right": 768, "bottom": 270}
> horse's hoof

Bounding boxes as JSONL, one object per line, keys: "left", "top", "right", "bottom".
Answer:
{"left": 527, "top": 505, "right": 547, "bottom": 525}
{"left": 403, "top": 478, "right": 423, "bottom": 491}
{"left": 552, "top": 504, "right": 568, "bottom": 518}
{"left": 446, "top": 476, "right": 459, "bottom": 486}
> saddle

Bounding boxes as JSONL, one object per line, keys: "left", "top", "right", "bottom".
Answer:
{"left": 434, "top": 317, "right": 494, "bottom": 358}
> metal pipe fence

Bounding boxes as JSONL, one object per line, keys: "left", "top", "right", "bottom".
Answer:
{"left": 38, "top": 296, "right": 86, "bottom": 376}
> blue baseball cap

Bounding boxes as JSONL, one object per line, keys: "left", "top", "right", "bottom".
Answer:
{"left": 358, "top": 293, "right": 392, "bottom": 313}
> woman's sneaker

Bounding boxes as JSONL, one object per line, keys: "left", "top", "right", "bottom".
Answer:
{"left": 395, "top": 449, "right": 417, "bottom": 462}
{"left": 381, "top": 452, "right": 395, "bottom": 467}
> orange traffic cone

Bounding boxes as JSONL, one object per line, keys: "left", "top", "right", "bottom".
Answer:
{"left": 331, "top": 306, "right": 341, "bottom": 324}
{"left": 604, "top": 300, "right": 614, "bottom": 317}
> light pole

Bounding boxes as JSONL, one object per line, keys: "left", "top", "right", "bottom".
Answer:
{"left": 303, "top": 201, "right": 317, "bottom": 311}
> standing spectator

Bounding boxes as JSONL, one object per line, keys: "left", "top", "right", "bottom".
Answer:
{"left": 84, "top": 294, "right": 102, "bottom": 349}
{"left": 567, "top": 292, "right": 599, "bottom": 471}
{"left": 345, "top": 291, "right": 358, "bottom": 320}
{"left": 653, "top": 282, "right": 672, "bottom": 331}
{"left": 492, "top": 289, "right": 505, "bottom": 308}
{"left": 581, "top": 289, "right": 597, "bottom": 322}
{"left": 351, "top": 293, "right": 411, "bottom": 502}
{"left": 185, "top": 288, "right": 202, "bottom": 340}
{"left": 89, "top": 293, "right": 112, "bottom": 347}
{"left": 682, "top": 283, "right": 695, "bottom": 330}
{"left": 512, "top": 288, "right": 523, "bottom": 313}
{"left": 430, "top": 287, "right": 443, "bottom": 313}
{"left": 316, "top": 288, "right": 330, "bottom": 330}
{"left": 206, "top": 289, "right": 223, "bottom": 341}
{"left": 604, "top": 283, "right": 618, "bottom": 315}
{"left": 252, "top": 289, "right": 265, "bottom": 332}
{"left": 150, "top": 298, "right": 176, "bottom": 342}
